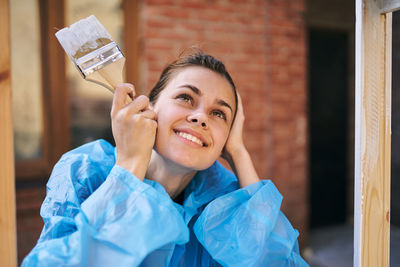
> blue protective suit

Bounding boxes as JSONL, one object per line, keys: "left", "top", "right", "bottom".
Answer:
{"left": 22, "top": 140, "right": 309, "bottom": 267}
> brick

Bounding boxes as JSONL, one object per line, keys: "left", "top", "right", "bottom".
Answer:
{"left": 145, "top": 0, "right": 177, "bottom": 5}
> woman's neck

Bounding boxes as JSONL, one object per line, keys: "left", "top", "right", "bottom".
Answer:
{"left": 145, "top": 150, "right": 197, "bottom": 199}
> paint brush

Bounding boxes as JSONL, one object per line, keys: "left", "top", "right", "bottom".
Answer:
{"left": 55, "top": 15, "right": 126, "bottom": 94}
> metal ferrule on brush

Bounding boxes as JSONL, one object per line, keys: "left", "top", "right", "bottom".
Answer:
{"left": 75, "top": 42, "right": 124, "bottom": 78}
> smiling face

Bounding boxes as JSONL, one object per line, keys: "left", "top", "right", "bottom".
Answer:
{"left": 152, "top": 66, "right": 236, "bottom": 170}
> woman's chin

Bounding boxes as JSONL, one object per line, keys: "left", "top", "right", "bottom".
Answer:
{"left": 156, "top": 149, "right": 214, "bottom": 171}
{"left": 171, "top": 155, "right": 212, "bottom": 170}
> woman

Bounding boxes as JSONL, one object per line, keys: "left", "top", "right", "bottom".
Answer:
{"left": 22, "top": 51, "right": 309, "bottom": 266}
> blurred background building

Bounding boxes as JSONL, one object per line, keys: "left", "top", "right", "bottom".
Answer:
{"left": 10, "top": 0, "right": 399, "bottom": 265}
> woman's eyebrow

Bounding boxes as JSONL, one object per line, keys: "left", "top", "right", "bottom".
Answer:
{"left": 179, "top": 84, "right": 232, "bottom": 113}
{"left": 217, "top": 99, "right": 233, "bottom": 113}
{"left": 179, "top": 84, "right": 202, "bottom": 95}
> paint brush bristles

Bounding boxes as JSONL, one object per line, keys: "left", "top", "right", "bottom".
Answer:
{"left": 55, "top": 15, "right": 112, "bottom": 61}
{"left": 55, "top": 15, "right": 125, "bottom": 91}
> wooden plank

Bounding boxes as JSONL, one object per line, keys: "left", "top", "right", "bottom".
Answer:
{"left": 0, "top": 0, "right": 18, "bottom": 265}
{"left": 47, "top": 0, "right": 70, "bottom": 165}
{"left": 39, "top": 0, "right": 70, "bottom": 167}
{"left": 381, "top": 0, "right": 400, "bottom": 13}
{"left": 123, "top": 0, "right": 142, "bottom": 94}
{"left": 354, "top": 0, "right": 391, "bottom": 266}
{"left": 354, "top": 1, "right": 362, "bottom": 263}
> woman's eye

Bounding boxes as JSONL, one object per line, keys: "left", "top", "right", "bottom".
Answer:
{"left": 176, "top": 94, "right": 193, "bottom": 105}
{"left": 212, "top": 110, "right": 226, "bottom": 120}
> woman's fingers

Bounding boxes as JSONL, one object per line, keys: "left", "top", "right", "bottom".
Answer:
{"left": 140, "top": 109, "right": 157, "bottom": 120}
{"left": 111, "top": 84, "right": 156, "bottom": 119}
{"left": 223, "top": 92, "right": 245, "bottom": 158}
{"left": 112, "top": 83, "right": 136, "bottom": 116}
{"left": 126, "top": 95, "right": 151, "bottom": 115}
{"left": 236, "top": 92, "right": 244, "bottom": 119}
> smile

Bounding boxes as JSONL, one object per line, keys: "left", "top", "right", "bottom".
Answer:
{"left": 174, "top": 130, "right": 207, "bottom": 147}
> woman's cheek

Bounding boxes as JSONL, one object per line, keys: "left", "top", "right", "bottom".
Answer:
{"left": 214, "top": 126, "right": 230, "bottom": 152}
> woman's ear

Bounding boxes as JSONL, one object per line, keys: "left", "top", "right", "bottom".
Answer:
{"left": 148, "top": 101, "right": 159, "bottom": 121}
{"left": 147, "top": 97, "right": 154, "bottom": 107}
{"left": 149, "top": 101, "right": 156, "bottom": 111}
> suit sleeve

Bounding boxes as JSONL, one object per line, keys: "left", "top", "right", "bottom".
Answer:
{"left": 193, "top": 180, "right": 309, "bottom": 267}
{"left": 22, "top": 142, "right": 188, "bottom": 267}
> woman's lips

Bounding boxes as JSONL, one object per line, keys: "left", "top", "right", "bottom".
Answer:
{"left": 173, "top": 129, "right": 208, "bottom": 147}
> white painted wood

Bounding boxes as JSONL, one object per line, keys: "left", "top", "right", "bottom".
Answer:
{"left": 381, "top": 0, "right": 400, "bottom": 13}
{"left": 354, "top": 0, "right": 363, "bottom": 265}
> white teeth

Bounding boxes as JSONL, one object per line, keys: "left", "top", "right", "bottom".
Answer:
{"left": 177, "top": 131, "right": 203, "bottom": 146}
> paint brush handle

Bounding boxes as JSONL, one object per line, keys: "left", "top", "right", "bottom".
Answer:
{"left": 86, "top": 57, "right": 131, "bottom": 103}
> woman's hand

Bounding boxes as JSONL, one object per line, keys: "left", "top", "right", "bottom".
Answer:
{"left": 111, "top": 83, "right": 157, "bottom": 180}
{"left": 223, "top": 92, "right": 246, "bottom": 159}
{"left": 222, "top": 93, "right": 260, "bottom": 188}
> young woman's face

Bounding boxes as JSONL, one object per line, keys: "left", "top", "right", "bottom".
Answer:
{"left": 152, "top": 66, "right": 236, "bottom": 170}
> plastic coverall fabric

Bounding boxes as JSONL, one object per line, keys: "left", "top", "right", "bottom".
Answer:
{"left": 22, "top": 140, "right": 309, "bottom": 267}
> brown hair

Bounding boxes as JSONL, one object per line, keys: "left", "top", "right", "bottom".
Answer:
{"left": 149, "top": 49, "right": 238, "bottom": 124}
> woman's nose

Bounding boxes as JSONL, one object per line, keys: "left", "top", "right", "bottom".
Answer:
{"left": 187, "top": 112, "right": 208, "bottom": 128}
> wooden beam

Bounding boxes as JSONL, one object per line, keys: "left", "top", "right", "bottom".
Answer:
{"left": 354, "top": 0, "right": 391, "bottom": 266}
{"left": 381, "top": 0, "right": 400, "bottom": 13}
{"left": 40, "top": 0, "right": 70, "bottom": 167}
{"left": 0, "top": 0, "right": 17, "bottom": 265}
{"left": 123, "top": 0, "right": 142, "bottom": 94}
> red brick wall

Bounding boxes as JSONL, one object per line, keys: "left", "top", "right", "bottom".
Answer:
{"left": 266, "top": 0, "right": 308, "bottom": 241}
